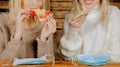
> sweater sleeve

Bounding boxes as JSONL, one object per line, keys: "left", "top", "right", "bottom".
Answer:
{"left": 0, "top": 14, "right": 22, "bottom": 60}
{"left": 59, "top": 12, "right": 83, "bottom": 60}
{"left": 0, "top": 34, "right": 35, "bottom": 60}
{"left": 0, "top": 14, "right": 21, "bottom": 60}
{"left": 105, "top": 6, "right": 120, "bottom": 62}
{"left": 0, "top": 34, "right": 25, "bottom": 60}
{"left": 36, "top": 34, "right": 54, "bottom": 58}
{"left": 0, "top": 13, "right": 6, "bottom": 55}
{"left": 0, "top": 13, "right": 35, "bottom": 60}
{"left": 0, "top": 27, "right": 5, "bottom": 55}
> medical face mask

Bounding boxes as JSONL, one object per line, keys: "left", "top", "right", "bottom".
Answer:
{"left": 13, "top": 54, "right": 55, "bottom": 66}
{"left": 72, "top": 54, "right": 111, "bottom": 66}
{"left": 12, "top": 54, "right": 55, "bottom": 66}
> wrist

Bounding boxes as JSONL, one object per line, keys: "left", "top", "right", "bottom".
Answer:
{"left": 14, "top": 35, "right": 21, "bottom": 40}
{"left": 40, "top": 35, "right": 47, "bottom": 42}
{"left": 14, "top": 32, "right": 22, "bottom": 40}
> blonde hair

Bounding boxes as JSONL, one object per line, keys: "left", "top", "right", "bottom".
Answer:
{"left": 71, "top": 0, "right": 110, "bottom": 27}
{"left": 9, "top": 0, "right": 47, "bottom": 26}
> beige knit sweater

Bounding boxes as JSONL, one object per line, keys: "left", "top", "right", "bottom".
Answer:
{"left": 0, "top": 13, "right": 54, "bottom": 60}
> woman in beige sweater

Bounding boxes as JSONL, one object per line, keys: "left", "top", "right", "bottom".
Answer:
{"left": 0, "top": 0, "right": 56, "bottom": 60}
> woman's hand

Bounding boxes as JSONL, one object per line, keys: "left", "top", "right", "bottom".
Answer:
{"left": 40, "top": 15, "right": 56, "bottom": 42}
{"left": 69, "top": 14, "right": 86, "bottom": 28}
{"left": 14, "top": 9, "right": 30, "bottom": 40}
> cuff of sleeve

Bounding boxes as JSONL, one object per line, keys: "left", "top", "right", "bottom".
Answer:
{"left": 37, "top": 38, "right": 54, "bottom": 58}
{"left": 36, "top": 36, "right": 43, "bottom": 42}
{"left": 69, "top": 26, "right": 80, "bottom": 30}
{"left": 66, "top": 26, "right": 81, "bottom": 40}
{"left": 5, "top": 39, "right": 24, "bottom": 59}
{"left": 36, "top": 35, "right": 48, "bottom": 43}
{"left": 11, "top": 34, "right": 23, "bottom": 41}
{"left": 106, "top": 50, "right": 120, "bottom": 62}
{"left": 9, "top": 34, "right": 25, "bottom": 44}
{"left": 69, "top": 26, "right": 81, "bottom": 35}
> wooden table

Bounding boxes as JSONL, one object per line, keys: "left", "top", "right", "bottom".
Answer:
{"left": 0, "top": 61, "right": 120, "bottom": 67}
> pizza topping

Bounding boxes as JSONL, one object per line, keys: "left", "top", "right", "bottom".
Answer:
{"left": 30, "top": 10, "right": 36, "bottom": 17}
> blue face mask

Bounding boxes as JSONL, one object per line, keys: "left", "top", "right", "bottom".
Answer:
{"left": 72, "top": 54, "right": 111, "bottom": 66}
{"left": 13, "top": 54, "right": 55, "bottom": 66}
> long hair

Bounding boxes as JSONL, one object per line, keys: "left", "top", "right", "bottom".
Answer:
{"left": 9, "top": 0, "right": 47, "bottom": 26}
{"left": 71, "top": 0, "right": 110, "bottom": 27}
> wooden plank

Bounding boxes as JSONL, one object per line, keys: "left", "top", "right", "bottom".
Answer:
{"left": 45, "top": 0, "right": 50, "bottom": 10}
{"left": 51, "top": 8, "right": 71, "bottom": 11}
{"left": 50, "top": 2, "right": 72, "bottom": 10}
{"left": 0, "top": 1, "right": 9, "bottom": 9}
{"left": 0, "top": 60, "right": 120, "bottom": 67}
{"left": 111, "top": 2, "right": 120, "bottom": 8}
{"left": 54, "top": 30, "right": 62, "bottom": 44}
{"left": 0, "top": 0, "right": 9, "bottom": 1}
{"left": 56, "top": 19, "right": 64, "bottom": 29}
{"left": 111, "top": 0, "right": 120, "bottom": 2}
{"left": 51, "top": 0, "right": 72, "bottom": 2}
{"left": 53, "top": 11, "right": 68, "bottom": 19}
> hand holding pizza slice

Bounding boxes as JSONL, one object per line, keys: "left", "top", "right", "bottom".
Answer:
{"left": 30, "top": 9, "right": 56, "bottom": 42}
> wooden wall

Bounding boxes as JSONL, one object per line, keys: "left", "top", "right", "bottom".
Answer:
{"left": 0, "top": 0, "right": 120, "bottom": 47}
{"left": 0, "top": 0, "right": 9, "bottom": 12}
{"left": 50, "top": 0, "right": 72, "bottom": 47}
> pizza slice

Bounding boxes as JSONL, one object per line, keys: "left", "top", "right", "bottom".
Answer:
{"left": 30, "top": 9, "right": 53, "bottom": 21}
{"left": 74, "top": 10, "right": 89, "bottom": 19}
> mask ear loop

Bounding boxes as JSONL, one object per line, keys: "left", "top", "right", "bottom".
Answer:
{"left": 42, "top": 54, "right": 55, "bottom": 66}
{"left": 72, "top": 55, "right": 79, "bottom": 67}
{"left": 2, "top": 59, "right": 13, "bottom": 67}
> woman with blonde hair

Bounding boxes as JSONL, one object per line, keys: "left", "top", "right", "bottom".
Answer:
{"left": 58, "top": 0, "right": 120, "bottom": 62}
{"left": 0, "top": 0, "right": 56, "bottom": 60}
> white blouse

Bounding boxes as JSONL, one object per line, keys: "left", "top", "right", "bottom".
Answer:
{"left": 60, "top": 5, "right": 120, "bottom": 62}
